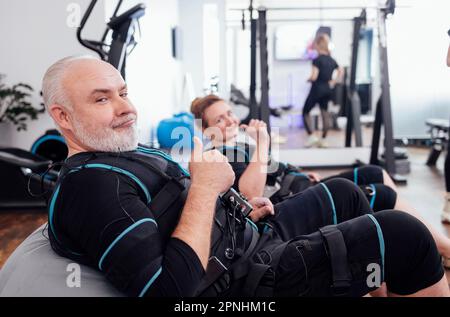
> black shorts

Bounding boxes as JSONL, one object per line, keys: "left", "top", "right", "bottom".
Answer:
{"left": 273, "top": 214, "right": 383, "bottom": 297}
{"left": 329, "top": 165, "right": 397, "bottom": 211}
{"left": 283, "top": 165, "right": 398, "bottom": 212}
{"left": 327, "top": 165, "right": 384, "bottom": 185}
{"left": 270, "top": 179, "right": 373, "bottom": 241}
{"left": 269, "top": 211, "right": 444, "bottom": 297}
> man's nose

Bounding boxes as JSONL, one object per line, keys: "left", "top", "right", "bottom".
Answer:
{"left": 115, "top": 96, "right": 135, "bottom": 116}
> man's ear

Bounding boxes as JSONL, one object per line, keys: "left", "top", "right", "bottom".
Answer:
{"left": 48, "top": 104, "right": 72, "bottom": 131}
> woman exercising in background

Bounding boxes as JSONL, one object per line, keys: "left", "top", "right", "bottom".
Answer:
{"left": 303, "top": 33, "right": 343, "bottom": 148}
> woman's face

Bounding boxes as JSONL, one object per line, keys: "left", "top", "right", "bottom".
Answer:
{"left": 203, "top": 101, "right": 240, "bottom": 142}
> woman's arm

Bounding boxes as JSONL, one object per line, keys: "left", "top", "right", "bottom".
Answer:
{"left": 238, "top": 140, "right": 269, "bottom": 199}
{"left": 238, "top": 120, "right": 270, "bottom": 199}
{"left": 329, "top": 66, "right": 344, "bottom": 88}
{"left": 447, "top": 45, "right": 450, "bottom": 67}
{"left": 308, "top": 65, "right": 319, "bottom": 82}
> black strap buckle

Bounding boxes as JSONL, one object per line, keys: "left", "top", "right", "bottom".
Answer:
{"left": 319, "top": 226, "right": 352, "bottom": 297}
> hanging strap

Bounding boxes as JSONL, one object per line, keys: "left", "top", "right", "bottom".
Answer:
{"left": 319, "top": 225, "right": 352, "bottom": 296}
{"left": 149, "top": 177, "right": 186, "bottom": 219}
{"left": 275, "top": 173, "right": 297, "bottom": 198}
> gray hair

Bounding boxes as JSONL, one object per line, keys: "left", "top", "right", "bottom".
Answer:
{"left": 41, "top": 55, "right": 97, "bottom": 112}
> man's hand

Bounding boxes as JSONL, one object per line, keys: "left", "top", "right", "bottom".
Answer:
{"left": 174, "top": 137, "right": 235, "bottom": 269}
{"left": 189, "top": 136, "right": 235, "bottom": 195}
{"left": 248, "top": 197, "right": 274, "bottom": 222}
{"left": 240, "top": 119, "right": 270, "bottom": 146}
{"left": 307, "top": 172, "right": 322, "bottom": 183}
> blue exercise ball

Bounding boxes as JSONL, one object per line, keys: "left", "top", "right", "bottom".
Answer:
{"left": 156, "top": 112, "right": 195, "bottom": 150}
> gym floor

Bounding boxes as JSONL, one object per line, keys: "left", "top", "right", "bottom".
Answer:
{"left": 0, "top": 126, "right": 448, "bottom": 282}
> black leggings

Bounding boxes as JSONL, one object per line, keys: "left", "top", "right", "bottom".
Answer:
{"left": 272, "top": 211, "right": 443, "bottom": 296}
{"left": 324, "top": 165, "right": 398, "bottom": 212}
{"left": 271, "top": 178, "right": 373, "bottom": 240}
{"left": 277, "top": 165, "right": 397, "bottom": 213}
{"left": 303, "top": 85, "right": 333, "bottom": 138}
{"left": 258, "top": 179, "right": 443, "bottom": 296}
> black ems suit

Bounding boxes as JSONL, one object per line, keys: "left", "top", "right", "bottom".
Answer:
{"left": 48, "top": 145, "right": 444, "bottom": 297}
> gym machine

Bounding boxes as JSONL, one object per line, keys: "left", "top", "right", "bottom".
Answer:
{"left": 77, "top": 0, "right": 146, "bottom": 79}
{"left": 0, "top": 130, "right": 68, "bottom": 209}
{"left": 369, "top": 0, "right": 409, "bottom": 183}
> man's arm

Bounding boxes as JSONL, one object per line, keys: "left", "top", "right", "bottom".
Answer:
{"left": 172, "top": 137, "right": 235, "bottom": 269}
{"left": 58, "top": 170, "right": 205, "bottom": 297}
{"left": 171, "top": 185, "right": 221, "bottom": 269}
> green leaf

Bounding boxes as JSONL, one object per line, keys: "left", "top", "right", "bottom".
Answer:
{"left": 0, "top": 75, "right": 43, "bottom": 131}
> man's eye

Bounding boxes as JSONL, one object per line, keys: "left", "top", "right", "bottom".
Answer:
{"left": 96, "top": 97, "right": 108, "bottom": 103}
{"left": 120, "top": 92, "right": 128, "bottom": 98}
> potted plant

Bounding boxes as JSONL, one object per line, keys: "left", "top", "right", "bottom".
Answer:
{"left": 0, "top": 74, "right": 45, "bottom": 131}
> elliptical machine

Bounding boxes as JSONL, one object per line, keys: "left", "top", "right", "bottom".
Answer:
{"left": 0, "top": 130, "right": 68, "bottom": 209}
{"left": 77, "top": 0, "right": 146, "bottom": 79}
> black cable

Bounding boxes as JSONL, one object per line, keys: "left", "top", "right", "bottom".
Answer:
{"left": 41, "top": 222, "right": 49, "bottom": 240}
{"left": 26, "top": 161, "right": 69, "bottom": 198}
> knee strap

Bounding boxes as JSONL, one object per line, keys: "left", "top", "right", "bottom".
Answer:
{"left": 319, "top": 225, "right": 352, "bottom": 296}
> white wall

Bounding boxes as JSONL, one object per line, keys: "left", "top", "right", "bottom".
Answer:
{"left": 0, "top": 0, "right": 183, "bottom": 148}
{"left": 0, "top": 0, "right": 106, "bottom": 149}
{"left": 386, "top": 0, "right": 450, "bottom": 137}
{"left": 125, "top": 0, "right": 182, "bottom": 144}
{"left": 178, "top": 0, "right": 205, "bottom": 99}
{"left": 178, "top": 0, "right": 229, "bottom": 101}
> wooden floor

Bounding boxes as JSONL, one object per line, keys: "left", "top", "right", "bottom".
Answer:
{"left": 0, "top": 126, "right": 448, "bottom": 278}
{"left": 0, "top": 210, "right": 47, "bottom": 268}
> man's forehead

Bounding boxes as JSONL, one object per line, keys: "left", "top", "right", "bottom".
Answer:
{"left": 64, "top": 60, "right": 124, "bottom": 90}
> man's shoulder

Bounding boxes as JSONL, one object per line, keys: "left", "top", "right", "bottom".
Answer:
{"left": 59, "top": 167, "right": 124, "bottom": 192}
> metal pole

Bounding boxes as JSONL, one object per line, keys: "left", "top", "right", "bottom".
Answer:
{"left": 248, "top": 0, "right": 259, "bottom": 122}
{"left": 376, "top": 7, "right": 397, "bottom": 176}
{"left": 258, "top": 8, "right": 271, "bottom": 134}
{"left": 345, "top": 11, "right": 365, "bottom": 147}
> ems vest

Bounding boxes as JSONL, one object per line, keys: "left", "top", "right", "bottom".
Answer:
{"left": 47, "top": 144, "right": 260, "bottom": 295}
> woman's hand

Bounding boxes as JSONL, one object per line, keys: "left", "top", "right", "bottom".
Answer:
{"left": 240, "top": 119, "right": 270, "bottom": 146}
{"left": 328, "top": 80, "right": 337, "bottom": 89}
{"left": 307, "top": 172, "right": 322, "bottom": 183}
{"left": 247, "top": 197, "right": 274, "bottom": 222}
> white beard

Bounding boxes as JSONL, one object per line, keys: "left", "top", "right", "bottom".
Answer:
{"left": 71, "top": 115, "right": 138, "bottom": 153}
